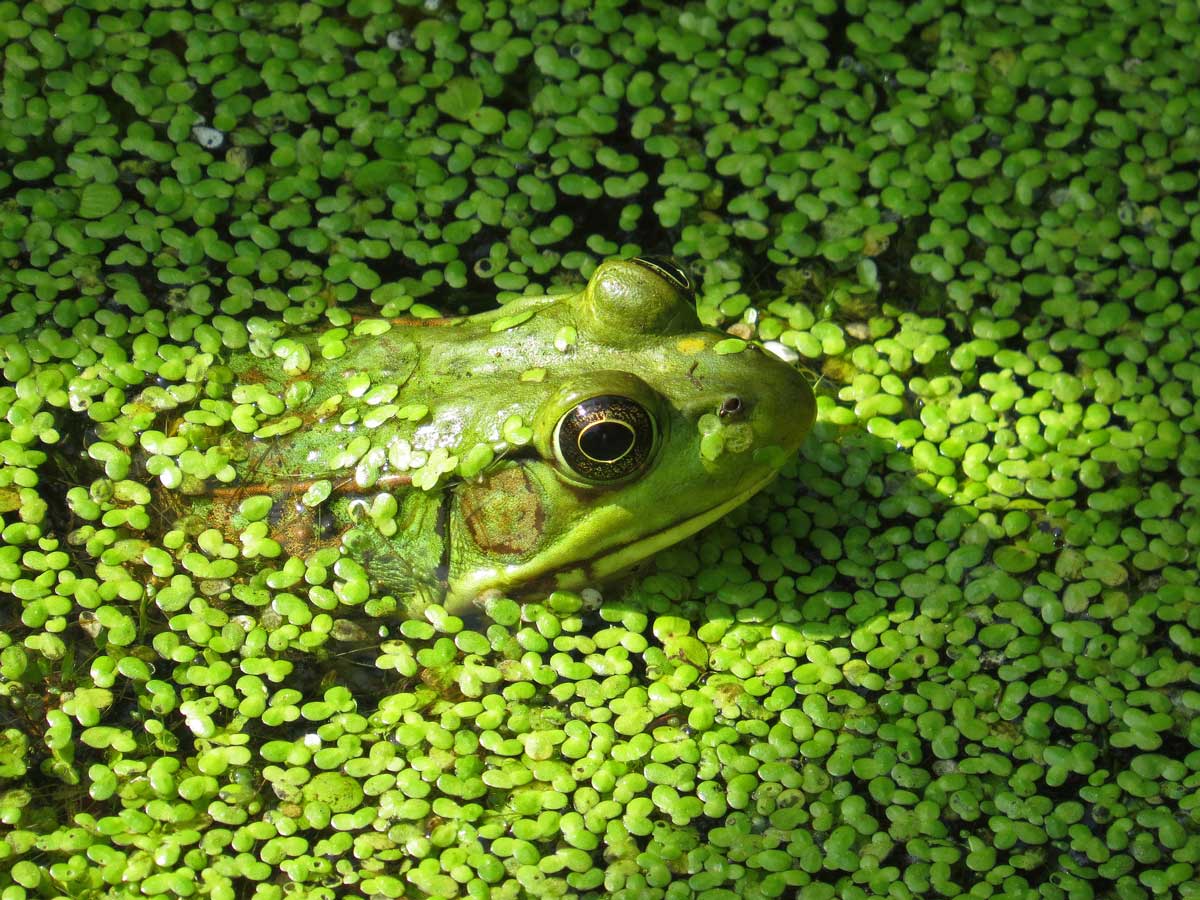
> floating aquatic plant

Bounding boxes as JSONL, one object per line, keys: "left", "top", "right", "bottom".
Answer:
{"left": 1, "top": 0, "right": 1198, "bottom": 897}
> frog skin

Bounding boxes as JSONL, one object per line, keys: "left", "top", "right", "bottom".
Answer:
{"left": 144, "top": 256, "right": 816, "bottom": 614}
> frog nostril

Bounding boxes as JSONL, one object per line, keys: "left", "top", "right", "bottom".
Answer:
{"left": 718, "top": 396, "right": 744, "bottom": 418}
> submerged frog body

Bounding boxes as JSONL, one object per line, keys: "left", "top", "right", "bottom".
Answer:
{"left": 127, "top": 257, "right": 816, "bottom": 613}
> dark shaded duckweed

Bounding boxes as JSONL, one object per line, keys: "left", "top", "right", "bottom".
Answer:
{"left": 2, "top": 1, "right": 1199, "bottom": 898}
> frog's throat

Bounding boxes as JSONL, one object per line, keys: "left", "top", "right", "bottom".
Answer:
{"left": 450, "top": 471, "right": 778, "bottom": 607}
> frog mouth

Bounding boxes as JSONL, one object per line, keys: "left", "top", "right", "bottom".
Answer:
{"left": 448, "top": 470, "right": 779, "bottom": 608}
{"left": 579, "top": 470, "right": 779, "bottom": 583}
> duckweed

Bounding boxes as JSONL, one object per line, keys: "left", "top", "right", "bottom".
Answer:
{"left": 2, "top": 1, "right": 1200, "bottom": 898}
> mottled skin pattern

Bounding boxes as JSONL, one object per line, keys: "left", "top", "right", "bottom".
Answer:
{"left": 153, "top": 258, "right": 816, "bottom": 613}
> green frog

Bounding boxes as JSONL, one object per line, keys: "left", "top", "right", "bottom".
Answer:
{"left": 137, "top": 256, "right": 816, "bottom": 613}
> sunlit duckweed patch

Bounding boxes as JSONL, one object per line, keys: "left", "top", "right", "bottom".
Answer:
{"left": 3, "top": 0, "right": 1200, "bottom": 898}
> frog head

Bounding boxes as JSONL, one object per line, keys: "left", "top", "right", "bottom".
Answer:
{"left": 446, "top": 256, "right": 815, "bottom": 605}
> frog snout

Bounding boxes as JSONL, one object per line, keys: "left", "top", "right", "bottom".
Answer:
{"left": 745, "top": 361, "right": 817, "bottom": 453}
{"left": 674, "top": 336, "right": 816, "bottom": 455}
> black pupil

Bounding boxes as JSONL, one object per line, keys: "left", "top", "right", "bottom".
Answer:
{"left": 579, "top": 421, "right": 634, "bottom": 462}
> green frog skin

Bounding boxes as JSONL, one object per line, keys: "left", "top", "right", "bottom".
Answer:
{"left": 148, "top": 256, "right": 816, "bottom": 613}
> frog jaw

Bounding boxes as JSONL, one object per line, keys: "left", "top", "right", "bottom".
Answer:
{"left": 445, "top": 468, "right": 778, "bottom": 608}
{"left": 569, "top": 468, "right": 780, "bottom": 585}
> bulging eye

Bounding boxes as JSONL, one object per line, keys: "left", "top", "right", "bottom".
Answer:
{"left": 553, "top": 395, "right": 656, "bottom": 483}
{"left": 631, "top": 256, "right": 693, "bottom": 296}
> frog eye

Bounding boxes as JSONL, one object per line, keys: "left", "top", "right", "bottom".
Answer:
{"left": 553, "top": 395, "right": 656, "bottom": 483}
{"left": 631, "top": 256, "right": 693, "bottom": 296}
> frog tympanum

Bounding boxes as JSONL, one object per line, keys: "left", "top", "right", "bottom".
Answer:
{"left": 124, "top": 256, "right": 816, "bottom": 613}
